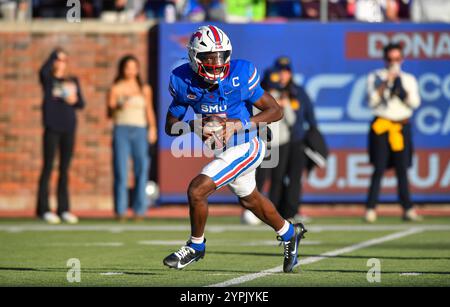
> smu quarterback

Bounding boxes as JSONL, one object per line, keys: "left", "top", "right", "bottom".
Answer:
{"left": 163, "top": 25, "right": 307, "bottom": 273}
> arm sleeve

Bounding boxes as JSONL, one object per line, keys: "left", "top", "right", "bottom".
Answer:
{"left": 245, "top": 62, "right": 264, "bottom": 104}
{"left": 39, "top": 50, "right": 58, "bottom": 86}
{"left": 301, "top": 88, "right": 318, "bottom": 127}
{"left": 392, "top": 76, "right": 407, "bottom": 101}
{"left": 404, "top": 75, "right": 421, "bottom": 109}
{"left": 167, "top": 75, "right": 189, "bottom": 120}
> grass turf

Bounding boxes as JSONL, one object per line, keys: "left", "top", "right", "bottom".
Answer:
{"left": 0, "top": 216, "right": 449, "bottom": 286}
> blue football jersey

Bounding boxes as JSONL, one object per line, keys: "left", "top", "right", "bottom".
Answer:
{"left": 167, "top": 59, "right": 264, "bottom": 146}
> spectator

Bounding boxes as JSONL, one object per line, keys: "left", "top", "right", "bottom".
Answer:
{"left": 266, "top": 0, "right": 302, "bottom": 19}
{"left": 33, "top": 0, "right": 68, "bottom": 18}
{"left": 225, "top": 0, "right": 265, "bottom": 23}
{"left": 301, "top": 0, "right": 348, "bottom": 20}
{"left": 349, "top": 0, "right": 399, "bottom": 22}
{"left": 85, "top": 0, "right": 179, "bottom": 21}
{"left": 0, "top": 0, "right": 14, "bottom": 19}
{"left": 246, "top": 57, "right": 320, "bottom": 223}
{"left": 252, "top": 57, "right": 297, "bottom": 221}
{"left": 79, "top": 0, "right": 97, "bottom": 18}
{"left": 78, "top": 0, "right": 104, "bottom": 18}
{"left": 274, "top": 57, "right": 318, "bottom": 222}
{"left": 411, "top": 0, "right": 450, "bottom": 23}
{"left": 37, "top": 48, "right": 85, "bottom": 224}
{"left": 0, "top": 0, "right": 28, "bottom": 20}
{"left": 107, "top": 55, "right": 157, "bottom": 222}
{"left": 98, "top": 0, "right": 134, "bottom": 22}
{"left": 137, "top": 0, "right": 176, "bottom": 21}
{"left": 396, "top": 0, "right": 411, "bottom": 20}
{"left": 365, "top": 43, "right": 421, "bottom": 223}
{"left": 181, "top": 0, "right": 225, "bottom": 21}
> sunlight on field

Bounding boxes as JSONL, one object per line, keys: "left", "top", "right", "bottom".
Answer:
{"left": 0, "top": 217, "right": 449, "bottom": 287}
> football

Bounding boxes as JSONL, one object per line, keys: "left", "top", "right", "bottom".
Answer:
{"left": 202, "top": 115, "right": 226, "bottom": 149}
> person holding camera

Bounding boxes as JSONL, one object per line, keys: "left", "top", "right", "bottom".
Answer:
{"left": 37, "top": 48, "right": 85, "bottom": 224}
{"left": 365, "top": 43, "right": 421, "bottom": 223}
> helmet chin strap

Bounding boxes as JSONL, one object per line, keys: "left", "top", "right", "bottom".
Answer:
{"left": 198, "top": 62, "right": 226, "bottom": 85}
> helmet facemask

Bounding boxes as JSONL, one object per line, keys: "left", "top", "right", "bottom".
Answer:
{"left": 195, "top": 51, "right": 231, "bottom": 84}
{"left": 187, "top": 25, "right": 233, "bottom": 84}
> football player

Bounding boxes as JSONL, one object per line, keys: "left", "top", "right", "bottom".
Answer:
{"left": 163, "top": 25, "right": 307, "bottom": 273}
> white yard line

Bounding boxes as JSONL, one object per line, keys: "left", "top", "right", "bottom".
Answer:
{"left": 207, "top": 227, "right": 424, "bottom": 287}
{"left": 1, "top": 224, "right": 450, "bottom": 233}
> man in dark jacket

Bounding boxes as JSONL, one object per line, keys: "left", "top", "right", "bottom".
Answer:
{"left": 269, "top": 57, "right": 318, "bottom": 221}
{"left": 277, "top": 57, "right": 317, "bottom": 220}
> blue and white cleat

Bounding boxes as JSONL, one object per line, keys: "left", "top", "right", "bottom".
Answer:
{"left": 278, "top": 223, "right": 307, "bottom": 273}
{"left": 163, "top": 240, "right": 205, "bottom": 270}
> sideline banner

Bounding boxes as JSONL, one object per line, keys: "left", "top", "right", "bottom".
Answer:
{"left": 158, "top": 22, "right": 450, "bottom": 203}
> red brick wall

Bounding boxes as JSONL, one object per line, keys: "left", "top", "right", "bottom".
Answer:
{"left": 0, "top": 22, "right": 153, "bottom": 213}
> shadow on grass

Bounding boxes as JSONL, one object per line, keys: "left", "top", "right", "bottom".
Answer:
{"left": 304, "top": 268, "right": 450, "bottom": 275}
{"left": 0, "top": 267, "right": 157, "bottom": 276}
{"left": 184, "top": 268, "right": 253, "bottom": 274}
{"left": 0, "top": 266, "right": 252, "bottom": 275}
{"left": 208, "top": 250, "right": 279, "bottom": 257}
{"left": 300, "top": 253, "right": 450, "bottom": 261}
{"left": 208, "top": 251, "right": 450, "bottom": 261}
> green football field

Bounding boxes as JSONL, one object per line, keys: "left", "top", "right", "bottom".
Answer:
{"left": 1, "top": 216, "right": 449, "bottom": 287}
